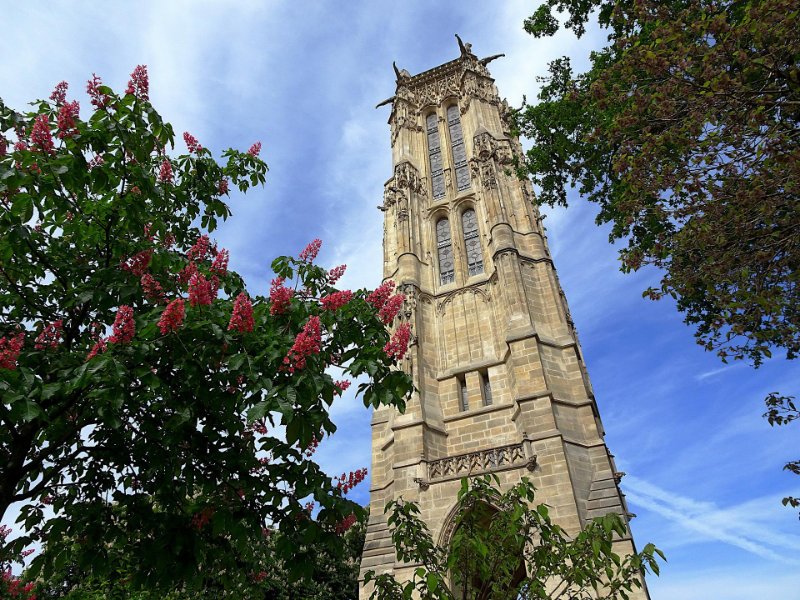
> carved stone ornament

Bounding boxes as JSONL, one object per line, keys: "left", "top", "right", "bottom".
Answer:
{"left": 394, "top": 161, "right": 424, "bottom": 193}
{"left": 427, "top": 442, "right": 532, "bottom": 481}
{"left": 473, "top": 130, "right": 496, "bottom": 160}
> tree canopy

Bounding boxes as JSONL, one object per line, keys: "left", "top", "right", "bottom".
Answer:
{"left": 0, "top": 66, "right": 413, "bottom": 595}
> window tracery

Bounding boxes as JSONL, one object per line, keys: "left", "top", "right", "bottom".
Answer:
{"left": 447, "top": 105, "right": 470, "bottom": 192}
{"left": 436, "top": 217, "right": 455, "bottom": 285}
{"left": 461, "top": 208, "right": 483, "bottom": 276}
{"left": 427, "top": 113, "right": 445, "bottom": 200}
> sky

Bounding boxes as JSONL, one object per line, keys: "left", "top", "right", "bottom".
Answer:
{"left": 1, "top": 1, "right": 798, "bottom": 598}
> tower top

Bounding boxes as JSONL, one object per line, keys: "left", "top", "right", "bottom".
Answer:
{"left": 376, "top": 35, "right": 504, "bottom": 109}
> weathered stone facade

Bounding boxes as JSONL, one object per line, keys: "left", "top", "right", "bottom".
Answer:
{"left": 361, "top": 39, "right": 649, "bottom": 599}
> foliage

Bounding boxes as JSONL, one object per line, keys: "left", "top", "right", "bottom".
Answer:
{"left": 515, "top": 0, "right": 799, "bottom": 367}
{"left": 365, "top": 475, "right": 663, "bottom": 600}
{"left": 516, "top": 0, "right": 799, "bottom": 516}
{"left": 30, "top": 508, "right": 368, "bottom": 599}
{"left": 764, "top": 393, "right": 800, "bottom": 513}
{"left": 0, "top": 68, "right": 412, "bottom": 594}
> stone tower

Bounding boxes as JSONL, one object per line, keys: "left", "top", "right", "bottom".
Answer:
{"left": 360, "top": 38, "right": 647, "bottom": 599}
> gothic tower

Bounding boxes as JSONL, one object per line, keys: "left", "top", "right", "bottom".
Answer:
{"left": 360, "top": 38, "right": 648, "bottom": 599}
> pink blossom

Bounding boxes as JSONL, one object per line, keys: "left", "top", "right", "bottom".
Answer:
{"left": 384, "top": 322, "right": 411, "bottom": 360}
{"left": 188, "top": 273, "right": 215, "bottom": 306}
{"left": 109, "top": 305, "right": 135, "bottom": 344}
{"left": 269, "top": 277, "right": 294, "bottom": 315}
{"left": 158, "top": 159, "right": 173, "bottom": 183}
{"left": 141, "top": 273, "right": 166, "bottom": 303}
{"left": 305, "top": 434, "right": 320, "bottom": 457}
{"left": 228, "top": 293, "right": 255, "bottom": 333}
{"left": 379, "top": 293, "right": 405, "bottom": 324}
{"left": 56, "top": 101, "right": 80, "bottom": 139}
{"left": 217, "top": 178, "right": 229, "bottom": 195}
{"left": 0, "top": 137, "right": 6, "bottom": 157}
{"left": 126, "top": 65, "right": 149, "bottom": 100}
{"left": 120, "top": 249, "right": 152, "bottom": 276}
{"left": 366, "top": 280, "right": 396, "bottom": 311}
{"left": 88, "top": 155, "right": 104, "bottom": 169}
{"left": 248, "top": 141, "right": 261, "bottom": 156}
{"left": 178, "top": 261, "right": 198, "bottom": 285}
{"left": 158, "top": 298, "right": 185, "bottom": 334}
{"left": 327, "top": 264, "right": 346, "bottom": 284}
{"left": 86, "top": 337, "right": 107, "bottom": 361}
{"left": 210, "top": 248, "right": 229, "bottom": 276}
{"left": 187, "top": 234, "right": 211, "bottom": 261}
{"left": 321, "top": 290, "right": 353, "bottom": 311}
{"left": 0, "top": 332, "right": 25, "bottom": 370}
{"left": 86, "top": 74, "right": 110, "bottom": 109}
{"left": 50, "top": 80, "right": 69, "bottom": 104}
{"left": 183, "top": 131, "right": 202, "bottom": 154}
{"left": 299, "top": 238, "right": 322, "bottom": 262}
{"left": 335, "top": 513, "right": 358, "bottom": 534}
{"left": 35, "top": 320, "right": 63, "bottom": 350}
{"left": 335, "top": 467, "right": 367, "bottom": 494}
{"left": 334, "top": 379, "right": 350, "bottom": 395}
{"left": 282, "top": 316, "right": 322, "bottom": 373}
{"left": 31, "top": 114, "right": 54, "bottom": 154}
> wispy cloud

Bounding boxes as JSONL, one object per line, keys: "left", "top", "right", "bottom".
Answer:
{"left": 625, "top": 476, "right": 800, "bottom": 564}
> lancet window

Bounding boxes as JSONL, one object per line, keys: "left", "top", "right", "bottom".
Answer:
{"left": 447, "top": 105, "right": 470, "bottom": 191}
{"left": 481, "top": 372, "right": 493, "bottom": 406}
{"left": 427, "top": 113, "right": 445, "bottom": 200}
{"left": 436, "top": 217, "right": 455, "bottom": 285}
{"left": 461, "top": 208, "right": 483, "bottom": 276}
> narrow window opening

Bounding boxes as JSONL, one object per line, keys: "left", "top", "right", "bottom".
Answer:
{"left": 447, "top": 105, "right": 470, "bottom": 191}
{"left": 436, "top": 217, "right": 455, "bottom": 285}
{"left": 427, "top": 113, "right": 445, "bottom": 199}
{"left": 459, "top": 375, "right": 469, "bottom": 412}
{"left": 462, "top": 208, "right": 484, "bottom": 276}
{"left": 481, "top": 372, "right": 493, "bottom": 407}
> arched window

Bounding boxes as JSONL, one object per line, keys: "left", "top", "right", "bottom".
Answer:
{"left": 461, "top": 208, "right": 483, "bottom": 276}
{"left": 427, "top": 113, "right": 445, "bottom": 200}
{"left": 447, "top": 105, "right": 470, "bottom": 192}
{"left": 436, "top": 218, "right": 455, "bottom": 285}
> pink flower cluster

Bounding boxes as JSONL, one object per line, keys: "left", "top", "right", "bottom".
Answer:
{"left": 141, "top": 273, "right": 166, "bottom": 303}
{"left": 384, "top": 322, "right": 412, "bottom": 360}
{"left": 228, "top": 293, "right": 254, "bottom": 333}
{"left": 217, "top": 178, "right": 229, "bottom": 195}
{"left": 86, "top": 337, "right": 107, "bottom": 361}
{"left": 269, "top": 277, "right": 294, "bottom": 315}
{"left": 191, "top": 507, "right": 214, "bottom": 531}
{"left": 210, "top": 248, "right": 229, "bottom": 276}
{"left": 335, "top": 512, "right": 358, "bottom": 534}
{"left": 299, "top": 238, "right": 322, "bottom": 262}
{"left": 282, "top": 316, "right": 322, "bottom": 373}
{"left": 1, "top": 568, "right": 36, "bottom": 600}
{"left": 304, "top": 434, "right": 320, "bottom": 458}
{"left": 379, "top": 293, "right": 405, "bottom": 324}
{"left": 183, "top": 131, "right": 202, "bottom": 154}
{"left": 34, "top": 320, "right": 63, "bottom": 350}
{"left": 327, "top": 264, "right": 346, "bottom": 284}
{"left": 109, "top": 305, "right": 135, "bottom": 344}
{"left": 88, "top": 155, "right": 104, "bottom": 169}
{"left": 120, "top": 249, "right": 153, "bottom": 277}
{"left": 335, "top": 468, "right": 368, "bottom": 494}
{"left": 126, "top": 65, "right": 149, "bottom": 101}
{"left": 158, "top": 159, "right": 173, "bottom": 183}
{"left": 366, "top": 280, "right": 396, "bottom": 311}
{"left": 178, "top": 262, "right": 198, "bottom": 285}
{"left": 158, "top": 298, "right": 185, "bottom": 334}
{"left": 30, "top": 114, "right": 54, "bottom": 154}
{"left": 320, "top": 290, "right": 353, "bottom": 311}
{"left": 188, "top": 273, "right": 217, "bottom": 307}
{"left": 334, "top": 379, "right": 351, "bottom": 395}
{"left": 86, "top": 74, "right": 110, "bottom": 109}
{"left": 0, "top": 332, "right": 25, "bottom": 370}
{"left": 50, "top": 80, "right": 69, "bottom": 104}
{"left": 248, "top": 141, "right": 261, "bottom": 157}
{"left": 187, "top": 234, "right": 211, "bottom": 261}
{"left": 57, "top": 101, "right": 79, "bottom": 139}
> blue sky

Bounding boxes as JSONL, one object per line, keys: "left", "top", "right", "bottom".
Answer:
{"left": 2, "top": 1, "right": 798, "bottom": 598}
